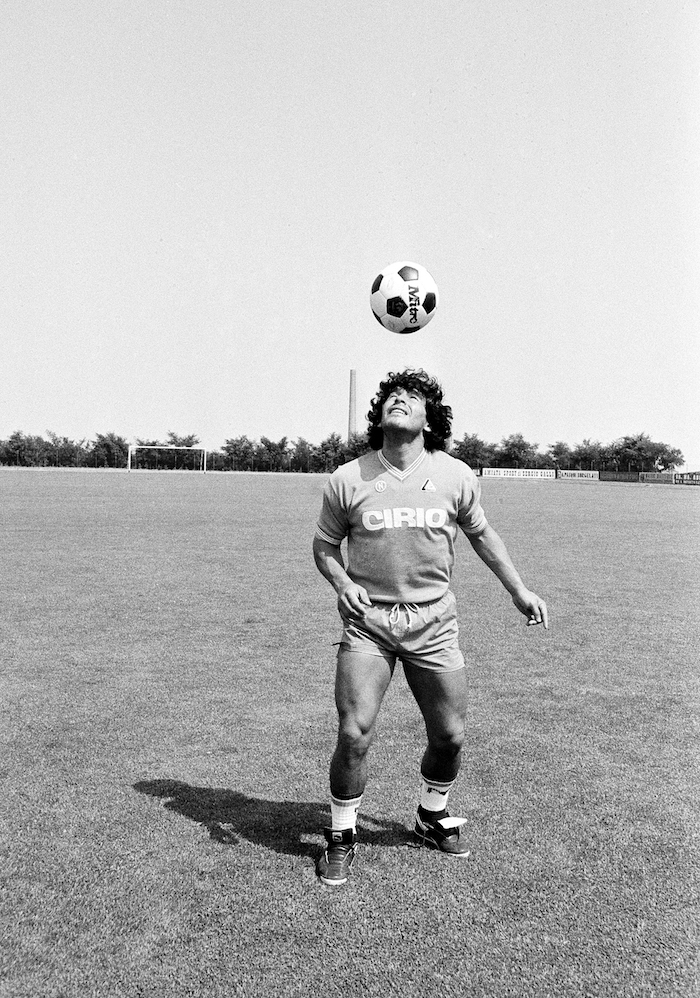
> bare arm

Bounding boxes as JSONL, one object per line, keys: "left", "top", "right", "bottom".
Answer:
{"left": 312, "top": 536, "right": 372, "bottom": 620}
{"left": 468, "top": 524, "right": 548, "bottom": 628}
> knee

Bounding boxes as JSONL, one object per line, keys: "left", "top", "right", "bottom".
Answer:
{"left": 429, "top": 719, "right": 465, "bottom": 758}
{"left": 336, "top": 714, "right": 374, "bottom": 761}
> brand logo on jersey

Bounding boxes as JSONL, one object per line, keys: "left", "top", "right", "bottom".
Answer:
{"left": 361, "top": 507, "right": 448, "bottom": 531}
{"left": 421, "top": 479, "right": 436, "bottom": 492}
{"left": 375, "top": 480, "right": 387, "bottom": 493}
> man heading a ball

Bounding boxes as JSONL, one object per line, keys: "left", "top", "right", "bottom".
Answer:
{"left": 313, "top": 368, "right": 548, "bottom": 885}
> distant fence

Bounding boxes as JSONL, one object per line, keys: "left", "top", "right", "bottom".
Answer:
{"left": 639, "top": 472, "right": 675, "bottom": 484}
{"left": 481, "top": 468, "right": 556, "bottom": 479}
{"left": 599, "top": 471, "right": 639, "bottom": 482}
{"left": 477, "top": 468, "right": 696, "bottom": 485}
{"left": 557, "top": 470, "right": 599, "bottom": 481}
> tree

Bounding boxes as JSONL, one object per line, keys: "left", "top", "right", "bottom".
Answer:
{"left": 290, "top": 437, "right": 316, "bottom": 472}
{"left": 162, "top": 432, "right": 203, "bottom": 469}
{"left": 344, "top": 432, "right": 371, "bottom": 461}
{"left": 648, "top": 442, "right": 684, "bottom": 472}
{"left": 1, "top": 431, "right": 46, "bottom": 466}
{"left": 316, "top": 432, "right": 345, "bottom": 472}
{"left": 451, "top": 433, "right": 498, "bottom": 469}
{"left": 5, "top": 431, "right": 25, "bottom": 465}
{"left": 257, "top": 436, "right": 289, "bottom": 472}
{"left": 0, "top": 424, "right": 685, "bottom": 475}
{"left": 609, "top": 433, "right": 684, "bottom": 473}
{"left": 90, "top": 433, "right": 129, "bottom": 469}
{"left": 46, "top": 431, "right": 87, "bottom": 467}
{"left": 546, "top": 441, "right": 573, "bottom": 470}
{"left": 495, "top": 434, "right": 538, "bottom": 468}
{"left": 166, "top": 431, "right": 200, "bottom": 448}
{"left": 206, "top": 450, "right": 226, "bottom": 472}
{"left": 222, "top": 435, "right": 255, "bottom": 471}
{"left": 0, "top": 432, "right": 19, "bottom": 465}
{"left": 0, "top": 430, "right": 89, "bottom": 467}
{"left": 568, "top": 438, "right": 608, "bottom": 471}
{"left": 133, "top": 438, "right": 164, "bottom": 470}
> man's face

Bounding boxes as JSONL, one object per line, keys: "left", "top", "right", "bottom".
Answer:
{"left": 380, "top": 386, "right": 428, "bottom": 437}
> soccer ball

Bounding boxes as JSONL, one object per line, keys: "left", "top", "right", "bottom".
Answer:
{"left": 370, "top": 261, "right": 439, "bottom": 334}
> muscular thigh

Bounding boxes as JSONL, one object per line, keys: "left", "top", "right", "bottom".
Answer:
{"left": 402, "top": 662, "right": 467, "bottom": 740}
{"left": 335, "top": 649, "right": 394, "bottom": 735}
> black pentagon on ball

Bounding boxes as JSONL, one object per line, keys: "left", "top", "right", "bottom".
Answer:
{"left": 371, "top": 274, "right": 383, "bottom": 294}
{"left": 422, "top": 292, "right": 437, "bottom": 313}
{"left": 398, "top": 266, "right": 419, "bottom": 282}
{"left": 386, "top": 296, "right": 408, "bottom": 317}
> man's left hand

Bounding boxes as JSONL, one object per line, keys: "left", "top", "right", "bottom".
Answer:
{"left": 513, "top": 590, "right": 549, "bottom": 630}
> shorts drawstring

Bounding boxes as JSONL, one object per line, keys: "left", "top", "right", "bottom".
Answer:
{"left": 388, "top": 602, "right": 419, "bottom": 634}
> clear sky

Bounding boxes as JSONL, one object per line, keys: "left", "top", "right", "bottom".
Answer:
{"left": 3, "top": 1, "right": 699, "bottom": 469}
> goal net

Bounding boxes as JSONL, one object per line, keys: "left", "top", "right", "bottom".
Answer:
{"left": 127, "top": 445, "right": 207, "bottom": 472}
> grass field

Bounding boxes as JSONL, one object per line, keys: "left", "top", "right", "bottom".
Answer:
{"left": 1, "top": 469, "right": 698, "bottom": 998}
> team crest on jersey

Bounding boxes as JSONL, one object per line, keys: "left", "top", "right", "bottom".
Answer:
{"left": 375, "top": 480, "right": 387, "bottom": 493}
{"left": 421, "top": 479, "right": 437, "bottom": 492}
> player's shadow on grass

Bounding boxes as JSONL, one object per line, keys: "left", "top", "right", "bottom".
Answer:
{"left": 133, "top": 779, "right": 410, "bottom": 858}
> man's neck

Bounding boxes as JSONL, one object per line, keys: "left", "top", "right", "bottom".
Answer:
{"left": 380, "top": 434, "right": 425, "bottom": 471}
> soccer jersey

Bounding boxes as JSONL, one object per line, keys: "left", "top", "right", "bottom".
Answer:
{"left": 315, "top": 449, "right": 488, "bottom": 603}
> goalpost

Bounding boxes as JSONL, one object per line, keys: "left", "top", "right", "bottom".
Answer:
{"left": 127, "top": 445, "right": 208, "bottom": 473}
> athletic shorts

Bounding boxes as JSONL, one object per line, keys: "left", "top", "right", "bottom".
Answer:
{"left": 338, "top": 590, "right": 465, "bottom": 673}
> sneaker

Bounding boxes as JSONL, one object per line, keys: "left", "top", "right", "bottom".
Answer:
{"left": 414, "top": 812, "right": 470, "bottom": 858}
{"left": 317, "top": 827, "right": 357, "bottom": 886}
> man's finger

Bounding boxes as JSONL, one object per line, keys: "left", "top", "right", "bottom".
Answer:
{"left": 527, "top": 602, "right": 548, "bottom": 629}
{"left": 347, "top": 593, "right": 368, "bottom": 616}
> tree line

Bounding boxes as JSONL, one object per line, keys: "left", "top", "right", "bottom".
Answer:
{"left": 0, "top": 428, "right": 685, "bottom": 473}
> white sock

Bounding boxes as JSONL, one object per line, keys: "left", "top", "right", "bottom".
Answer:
{"left": 330, "top": 793, "right": 362, "bottom": 832}
{"left": 419, "top": 775, "right": 454, "bottom": 814}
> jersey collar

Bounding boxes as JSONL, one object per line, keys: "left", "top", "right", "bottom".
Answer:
{"left": 378, "top": 448, "right": 427, "bottom": 482}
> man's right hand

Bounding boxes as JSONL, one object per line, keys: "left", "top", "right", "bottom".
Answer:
{"left": 337, "top": 584, "right": 372, "bottom": 621}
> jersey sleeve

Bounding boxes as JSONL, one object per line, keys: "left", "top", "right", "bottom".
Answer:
{"left": 315, "top": 475, "right": 349, "bottom": 546}
{"left": 456, "top": 467, "right": 489, "bottom": 536}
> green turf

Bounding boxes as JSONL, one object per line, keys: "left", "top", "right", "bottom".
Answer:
{"left": 1, "top": 470, "right": 698, "bottom": 997}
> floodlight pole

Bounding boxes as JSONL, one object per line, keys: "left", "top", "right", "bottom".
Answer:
{"left": 348, "top": 369, "right": 357, "bottom": 442}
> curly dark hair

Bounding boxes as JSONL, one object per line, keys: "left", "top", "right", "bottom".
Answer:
{"left": 366, "top": 368, "right": 453, "bottom": 452}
